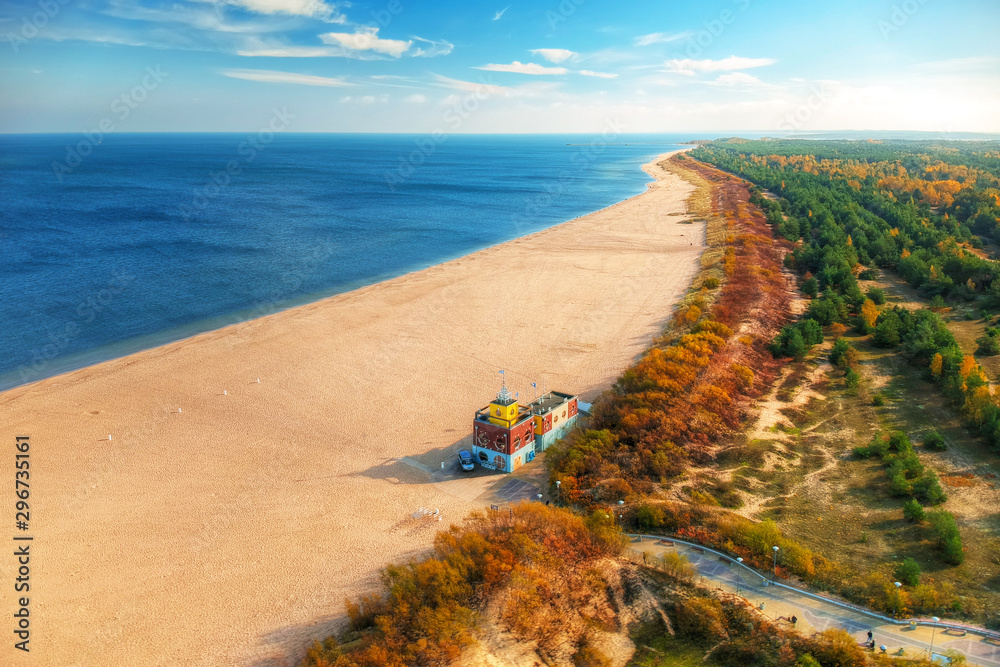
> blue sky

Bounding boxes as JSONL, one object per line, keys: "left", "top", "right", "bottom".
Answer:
{"left": 1, "top": 0, "right": 998, "bottom": 133}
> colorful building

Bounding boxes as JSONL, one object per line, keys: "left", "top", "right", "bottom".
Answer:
{"left": 472, "top": 382, "right": 579, "bottom": 473}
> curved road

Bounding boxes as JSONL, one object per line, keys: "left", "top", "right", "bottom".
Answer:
{"left": 630, "top": 536, "right": 1000, "bottom": 667}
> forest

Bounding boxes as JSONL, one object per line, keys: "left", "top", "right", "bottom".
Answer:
{"left": 301, "top": 142, "right": 1000, "bottom": 665}
{"left": 692, "top": 139, "right": 1000, "bottom": 450}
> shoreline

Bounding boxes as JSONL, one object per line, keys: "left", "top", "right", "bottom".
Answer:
{"left": 1, "top": 149, "right": 701, "bottom": 666}
{"left": 0, "top": 148, "right": 679, "bottom": 396}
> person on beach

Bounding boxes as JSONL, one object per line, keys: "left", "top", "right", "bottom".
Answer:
{"left": 867, "top": 630, "right": 873, "bottom": 644}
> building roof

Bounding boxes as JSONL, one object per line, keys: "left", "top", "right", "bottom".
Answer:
{"left": 527, "top": 390, "right": 576, "bottom": 415}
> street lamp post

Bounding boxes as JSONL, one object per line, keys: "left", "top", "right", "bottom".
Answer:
{"left": 736, "top": 557, "right": 744, "bottom": 595}
{"left": 929, "top": 616, "right": 940, "bottom": 657}
{"left": 618, "top": 500, "right": 624, "bottom": 528}
{"left": 772, "top": 546, "right": 780, "bottom": 582}
{"left": 893, "top": 581, "right": 902, "bottom": 618}
{"left": 555, "top": 480, "right": 561, "bottom": 504}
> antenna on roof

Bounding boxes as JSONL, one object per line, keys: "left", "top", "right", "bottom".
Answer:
{"left": 496, "top": 369, "right": 514, "bottom": 403}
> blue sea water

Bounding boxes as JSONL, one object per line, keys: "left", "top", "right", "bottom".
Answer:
{"left": 0, "top": 133, "right": 691, "bottom": 391}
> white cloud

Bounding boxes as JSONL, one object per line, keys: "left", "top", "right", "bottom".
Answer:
{"left": 493, "top": 5, "right": 510, "bottom": 21}
{"left": 340, "top": 94, "right": 389, "bottom": 104}
{"left": 220, "top": 68, "right": 352, "bottom": 86}
{"left": 635, "top": 32, "right": 690, "bottom": 46}
{"left": 213, "top": 0, "right": 347, "bottom": 23}
{"left": 474, "top": 61, "right": 568, "bottom": 75}
{"left": 910, "top": 56, "right": 1000, "bottom": 74}
{"left": 404, "top": 93, "right": 428, "bottom": 103}
{"left": 707, "top": 72, "right": 764, "bottom": 87}
{"left": 411, "top": 36, "right": 454, "bottom": 58}
{"left": 579, "top": 70, "right": 618, "bottom": 79}
{"left": 530, "top": 48, "right": 577, "bottom": 63}
{"left": 430, "top": 74, "right": 558, "bottom": 102}
{"left": 320, "top": 26, "right": 412, "bottom": 57}
{"left": 237, "top": 46, "right": 339, "bottom": 57}
{"left": 664, "top": 55, "right": 776, "bottom": 75}
{"left": 432, "top": 74, "right": 510, "bottom": 95}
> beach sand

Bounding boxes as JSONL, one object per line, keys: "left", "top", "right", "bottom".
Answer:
{"left": 1, "top": 151, "right": 702, "bottom": 666}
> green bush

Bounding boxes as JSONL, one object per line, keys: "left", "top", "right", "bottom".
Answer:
{"left": 659, "top": 552, "right": 696, "bottom": 581}
{"left": 844, "top": 368, "right": 860, "bottom": 392}
{"left": 924, "top": 431, "right": 947, "bottom": 451}
{"left": 895, "top": 558, "right": 921, "bottom": 586}
{"left": 703, "top": 277, "right": 720, "bottom": 289}
{"left": 867, "top": 287, "right": 887, "bottom": 305}
{"left": 903, "top": 498, "right": 925, "bottom": 522}
{"left": 927, "top": 510, "right": 964, "bottom": 565}
{"left": 976, "top": 334, "right": 1000, "bottom": 356}
{"left": 914, "top": 471, "right": 947, "bottom": 505}
{"left": 854, "top": 434, "right": 889, "bottom": 459}
{"left": 871, "top": 392, "right": 886, "bottom": 406}
{"left": 888, "top": 432, "right": 913, "bottom": 454}
{"left": 829, "top": 338, "right": 851, "bottom": 367}
{"left": 635, "top": 504, "right": 665, "bottom": 531}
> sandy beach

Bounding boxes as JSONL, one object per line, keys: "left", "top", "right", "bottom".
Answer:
{"left": 1, "top": 150, "right": 702, "bottom": 667}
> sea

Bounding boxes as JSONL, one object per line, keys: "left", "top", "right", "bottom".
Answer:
{"left": 0, "top": 133, "right": 695, "bottom": 391}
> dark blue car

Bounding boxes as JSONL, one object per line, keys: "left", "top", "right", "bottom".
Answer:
{"left": 458, "top": 449, "right": 475, "bottom": 471}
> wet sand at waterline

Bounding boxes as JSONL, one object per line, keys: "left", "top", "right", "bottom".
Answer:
{"left": 1, "top": 150, "right": 703, "bottom": 666}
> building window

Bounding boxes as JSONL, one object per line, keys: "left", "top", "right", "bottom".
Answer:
{"left": 479, "top": 451, "right": 489, "bottom": 463}
{"left": 513, "top": 436, "right": 521, "bottom": 450}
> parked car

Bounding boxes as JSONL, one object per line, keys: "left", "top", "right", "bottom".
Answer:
{"left": 458, "top": 449, "right": 475, "bottom": 471}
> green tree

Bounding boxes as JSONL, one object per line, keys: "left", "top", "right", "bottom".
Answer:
{"left": 895, "top": 558, "right": 921, "bottom": 586}
{"left": 867, "top": 287, "right": 887, "bottom": 305}
{"left": 802, "top": 276, "right": 819, "bottom": 298}
{"left": 787, "top": 329, "right": 807, "bottom": 361}
{"left": 903, "top": 498, "right": 925, "bottom": 522}
{"left": 829, "top": 338, "right": 851, "bottom": 367}
{"left": 799, "top": 319, "right": 824, "bottom": 345}
{"left": 927, "top": 510, "right": 964, "bottom": 565}
{"left": 873, "top": 311, "right": 902, "bottom": 347}
{"left": 845, "top": 368, "right": 860, "bottom": 392}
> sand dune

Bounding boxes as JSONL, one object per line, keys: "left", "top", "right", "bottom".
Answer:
{"left": 0, "top": 151, "right": 702, "bottom": 666}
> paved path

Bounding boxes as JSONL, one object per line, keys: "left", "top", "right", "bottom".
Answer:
{"left": 631, "top": 538, "right": 1000, "bottom": 667}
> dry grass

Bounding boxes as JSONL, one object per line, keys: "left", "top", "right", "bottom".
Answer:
{"left": 744, "top": 334, "right": 1000, "bottom": 623}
